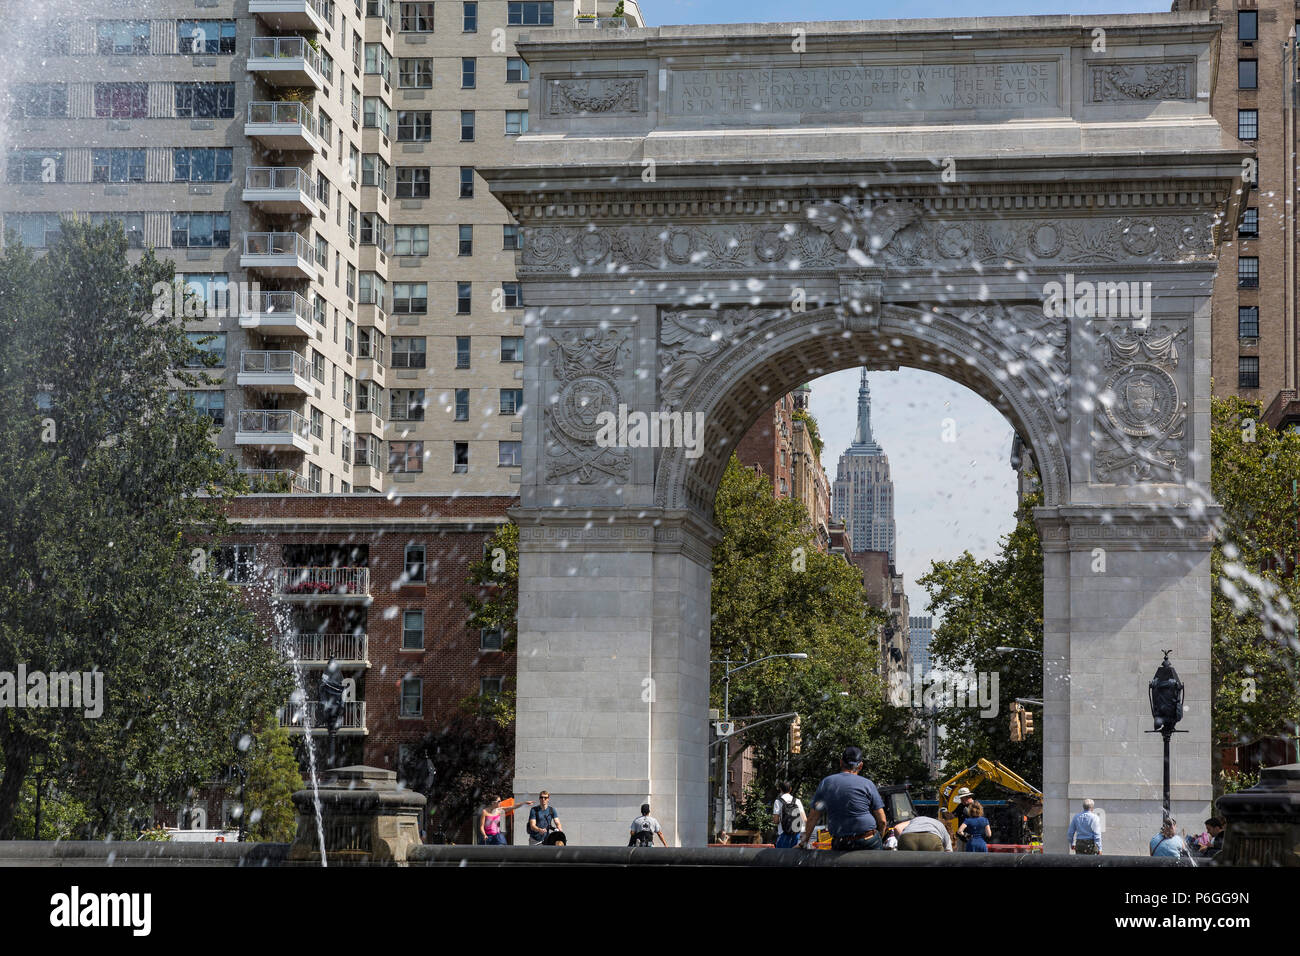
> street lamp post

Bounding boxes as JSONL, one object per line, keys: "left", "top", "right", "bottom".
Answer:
{"left": 1147, "top": 650, "right": 1186, "bottom": 822}
{"left": 711, "top": 653, "right": 809, "bottom": 837}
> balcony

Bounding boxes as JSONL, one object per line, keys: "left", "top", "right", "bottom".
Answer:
{"left": 240, "top": 291, "right": 315, "bottom": 336}
{"left": 245, "top": 101, "right": 321, "bottom": 152}
{"left": 278, "top": 699, "right": 367, "bottom": 735}
{"left": 274, "top": 567, "right": 372, "bottom": 604}
{"left": 241, "top": 232, "right": 315, "bottom": 279}
{"left": 243, "top": 166, "right": 315, "bottom": 215}
{"left": 281, "top": 632, "right": 370, "bottom": 668}
{"left": 249, "top": 0, "right": 328, "bottom": 33}
{"left": 237, "top": 350, "right": 313, "bottom": 395}
{"left": 237, "top": 468, "right": 311, "bottom": 493}
{"left": 573, "top": 0, "right": 643, "bottom": 27}
{"left": 354, "top": 403, "right": 385, "bottom": 437}
{"left": 247, "top": 36, "right": 324, "bottom": 89}
{"left": 235, "top": 409, "right": 312, "bottom": 452}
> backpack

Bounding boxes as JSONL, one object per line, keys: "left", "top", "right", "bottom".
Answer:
{"left": 779, "top": 795, "right": 801, "bottom": 835}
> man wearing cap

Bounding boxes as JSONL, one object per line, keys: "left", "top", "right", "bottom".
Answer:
{"left": 798, "top": 746, "right": 887, "bottom": 852}
{"left": 944, "top": 788, "right": 975, "bottom": 848}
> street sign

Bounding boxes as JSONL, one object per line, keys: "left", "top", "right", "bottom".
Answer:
{"left": 717, "top": 721, "right": 734, "bottom": 736}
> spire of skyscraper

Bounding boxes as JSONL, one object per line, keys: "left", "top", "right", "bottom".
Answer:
{"left": 832, "top": 368, "right": 895, "bottom": 562}
{"left": 851, "top": 368, "right": 881, "bottom": 454}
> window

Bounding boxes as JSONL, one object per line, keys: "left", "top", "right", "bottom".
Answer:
{"left": 1238, "top": 306, "right": 1259, "bottom": 339}
{"left": 189, "top": 390, "right": 225, "bottom": 425}
{"left": 503, "top": 224, "right": 522, "bottom": 251}
{"left": 392, "top": 284, "right": 428, "bottom": 316}
{"left": 315, "top": 235, "right": 328, "bottom": 267}
{"left": 460, "top": 110, "right": 475, "bottom": 141}
{"left": 362, "top": 154, "right": 390, "bottom": 191}
{"left": 459, "top": 167, "right": 474, "bottom": 198}
{"left": 360, "top": 272, "right": 386, "bottom": 308}
{"left": 480, "top": 676, "right": 503, "bottom": 696}
{"left": 498, "top": 441, "right": 522, "bottom": 466}
{"left": 461, "top": 58, "right": 476, "bottom": 88}
{"left": 1239, "top": 59, "right": 1257, "bottom": 90}
{"left": 463, "top": 2, "right": 478, "bottom": 32}
{"left": 6, "top": 150, "right": 64, "bottom": 184}
{"left": 347, "top": 264, "right": 356, "bottom": 300}
{"left": 458, "top": 225, "right": 473, "bottom": 256}
{"left": 391, "top": 335, "right": 427, "bottom": 367}
{"left": 391, "top": 388, "right": 426, "bottom": 421}
{"left": 8, "top": 212, "right": 61, "bottom": 248}
{"left": 95, "top": 83, "right": 148, "bottom": 118}
{"left": 454, "top": 389, "right": 469, "bottom": 421}
{"left": 399, "top": 57, "right": 434, "bottom": 88}
{"left": 359, "top": 328, "right": 385, "bottom": 364}
{"left": 396, "top": 166, "right": 430, "bottom": 198}
{"left": 364, "top": 44, "right": 391, "bottom": 82}
{"left": 360, "top": 211, "right": 389, "bottom": 247}
{"left": 180, "top": 273, "right": 230, "bottom": 311}
{"left": 501, "top": 336, "right": 523, "bottom": 362}
{"left": 364, "top": 97, "right": 391, "bottom": 135}
{"left": 500, "top": 388, "right": 523, "bottom": 414}
{"left": 1238, "top": 109, "right": 1258, "bottom": 141}
{"left": 307, "top": 463, "right": 321, "bottom": 495}
{"left": 173, "top": 148, "right": 232, "bottom": 183}
{"left": 457, "top": 282, "right": 472, "bottom": 314}
{"left": 480, "top": 627, "right": 503, "bottom": 651}
{"left": 505, "top": 110, "right": 528, "bottom": 135}
{"left": 312, "top": 350, "right": 326, "bottom": 383}
{"left": 1238, "top": 11, "right": 1258, "bottom": 43}
{"left": 402, "top": 611, "right": 425, "bottom": 649}
{"left": 91, "top": 148, "right": 145, "bottom": 183}
{"left": 398, "top": 110, "right": 432, "bottom": 141}
{"left": 394, "top": 224, "right": 429, "bottom": 255}
{"left": 400, "top": 2, "right": 435, "bottom": 31}
{"left": 170, "top": 213, "right": 230, "bottom": 248}
{"left": 174, "top": 83, "right": 235, "bottom": 118}
{"left": 1239, "top": 256, "right": 1259, "bottom": 288}
{"left": 454, "top": 442, "right": 469, "bottom": 473}
{"left": 400, "top": 677, "right": 423, "bottom": 715}
{"left": 343, "top": 373, "right": 354, "bottom": 410}
{"left": 405, "top": 544, "right": 426, "bottom": 584}
{"left": 86, "top": 212, "right": 144, "bottom": 248}
{"left": 311, "top": 406, "right": 324, "bottom": 440}
{"left": 457, "top": 336, "right": 472, "bottom": 368}
{"left": 501, "top": 282, "right": 522, "bottom": 308}
{"left": 508, "top": 2, "right": 553, "bottom": 26}
{"left": 506, "top": 57, "right": 529, "bottom": 83}
{"left": 177, "top": 20, "right": 236, "bottom": 54}
{"left": 185, "top": 331, "right": 227, "bottom": 367}
{"left": 212, "top": 545, "right": 256, "bottom": 585}
{"left": 44, "top": 21, "right": 70, "bottom": 56}
{"left": 1240, "top": 207, "right": 1258, "bottom": 238}
{"left": 367, "top": 0, "right": 392, "bottom": 22}
{"left": 96, "top": 20, "right": 150, "bottom": 55}
{"left": 10, "top": 84, "right": 67, "bottom": 118}
{"left": 390, "top": 440, "right": 424, "bottom": 473}
{"left": 319, "top": 108, "right": 334, "bottom": 144}
{"left": 1238, "top": 356, "right": 1260, "bottom": 389}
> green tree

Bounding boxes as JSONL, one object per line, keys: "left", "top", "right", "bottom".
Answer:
{"left": 917, "top": 488, "right": 1044, "bottom": 787}
{"left": 711, "top": 456, "right": 926, "bottom": 825}
{"left": 464, "top": 520, "right": 518, "bottom": 724}
{"left": 397, "top": 712, "right": 515, "bottom": 841}
{"left": 1210, "top": 396, "right": 1300, "bottom": 788}
{"left": 0, "top": 218, "right": 291, "bottom": 838}
{"left": 241, "top": 721, "right": 302, "bottom": 843}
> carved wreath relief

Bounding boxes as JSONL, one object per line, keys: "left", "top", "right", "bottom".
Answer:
{"left": 1094, "top": 325, "right": 1188, "bottom": 481}
{"left": 544, "top": 327, "right": 631, "bottom": 484}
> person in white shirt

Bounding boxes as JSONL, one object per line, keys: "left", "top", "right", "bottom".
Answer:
{"left": 771, "top": 781, "right": 806, "bottom": 849}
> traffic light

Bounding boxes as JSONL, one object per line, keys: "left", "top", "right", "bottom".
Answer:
{"left": 789, "top": 714, "right": 802, "bottom": 754}
{"left": 1022, "top": 707, "right": 1034, "bottom": 737}
{"left": 1009, "top": 701, "right": 1023, "bottom": 742}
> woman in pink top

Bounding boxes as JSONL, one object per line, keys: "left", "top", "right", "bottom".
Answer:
{"left": 478, "top": 794, "right": 531, "bottom": 845}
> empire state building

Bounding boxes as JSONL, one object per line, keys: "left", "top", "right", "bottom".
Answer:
{"left": 832, "top": 370, "right": 896, "bottom": 563}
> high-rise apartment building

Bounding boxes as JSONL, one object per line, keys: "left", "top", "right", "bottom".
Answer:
{"left": 832, "top": 369, "right": 896, "bottom": 562}
{"left": 1, "top": 0, "right": 646, "bottom": 495}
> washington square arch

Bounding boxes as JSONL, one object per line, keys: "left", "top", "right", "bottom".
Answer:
{"left": 481, "top": 12, "right": 1247, "bottom": 854}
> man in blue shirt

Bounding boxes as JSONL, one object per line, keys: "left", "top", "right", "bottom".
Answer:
{"left": 798, "top": 746, "right": 887, "bottom": 851}
{"left": 1067, "top": 798, "right": 1102, "bottom": 855}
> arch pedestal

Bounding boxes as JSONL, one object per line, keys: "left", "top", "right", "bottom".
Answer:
{"left": 484, "top": 16, "right": 1242, "bottom": 850}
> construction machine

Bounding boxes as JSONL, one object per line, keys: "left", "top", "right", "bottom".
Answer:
{"left": 937, "top": 758, "right": 1043, "bottom": 845}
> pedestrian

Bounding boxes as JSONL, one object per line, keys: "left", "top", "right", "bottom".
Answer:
{"left": 958, "top": 800, "right": 992, "bottom": 852}
{"left": 893, "top": 814, "right": 952, "bottom": 852}
{"left": 1149, "top": 817, "right": 1196, "bottom": 863}
{"left": 526, "top": 790, "right": 566, "bottom": 846}
{"left": 629, "top": 803, "right": 668, "bottom": 846}
{"left": 477, "top": 794, "right": 531, "bottom": 845}
{"left": 1198, "top": 817, "right": 1224, "bottom": 859}
{"left": 1067, "top": 798, "right": 1103, "bottom": 855}
{"left": 771, "top": 781, "right": 805, "bottom": 849}
{"left": 797, "top": 746, "right": 887, "bottom": 852}
{"left": 943, "top": 787, "right": 975, "bottom": 847}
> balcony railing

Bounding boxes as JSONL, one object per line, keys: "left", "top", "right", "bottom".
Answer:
{"left": 247, "top": 290, "right": 311, "bottom": 322}
{"left": 250, "top": 35, "right": 323, "bottom": 69}
{"left": 282, "top": 632, "right": 369, "bottom": 665}
{"left": 574, "top": 16, "right": 627, "bottom": 27}
{"left": 241, "top": 350, "right": 310, "bottom": 378}
{"left": 274, "top": 566, "right": 371, "bottom": 598}
{"left": 243, "top": 231, "right": 313, "bottom": 260}
{"left": 278, "top": 699, "right": 366, "bottom": 733}
{"left": 245, "top": 165, "right": 312, "bottom": 193}
{"left": 237, "top": 409, "right": 310, "bottom": 438}
{"left": 238, "top": 468, "right": 311, "bottom": 493}
{"left": 248, "top": 100, "right": 316, "bottom": 131}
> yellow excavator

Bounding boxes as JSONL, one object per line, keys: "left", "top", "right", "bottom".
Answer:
{"left": 938, "top": 758, "right": 1044, "bottom": 845}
